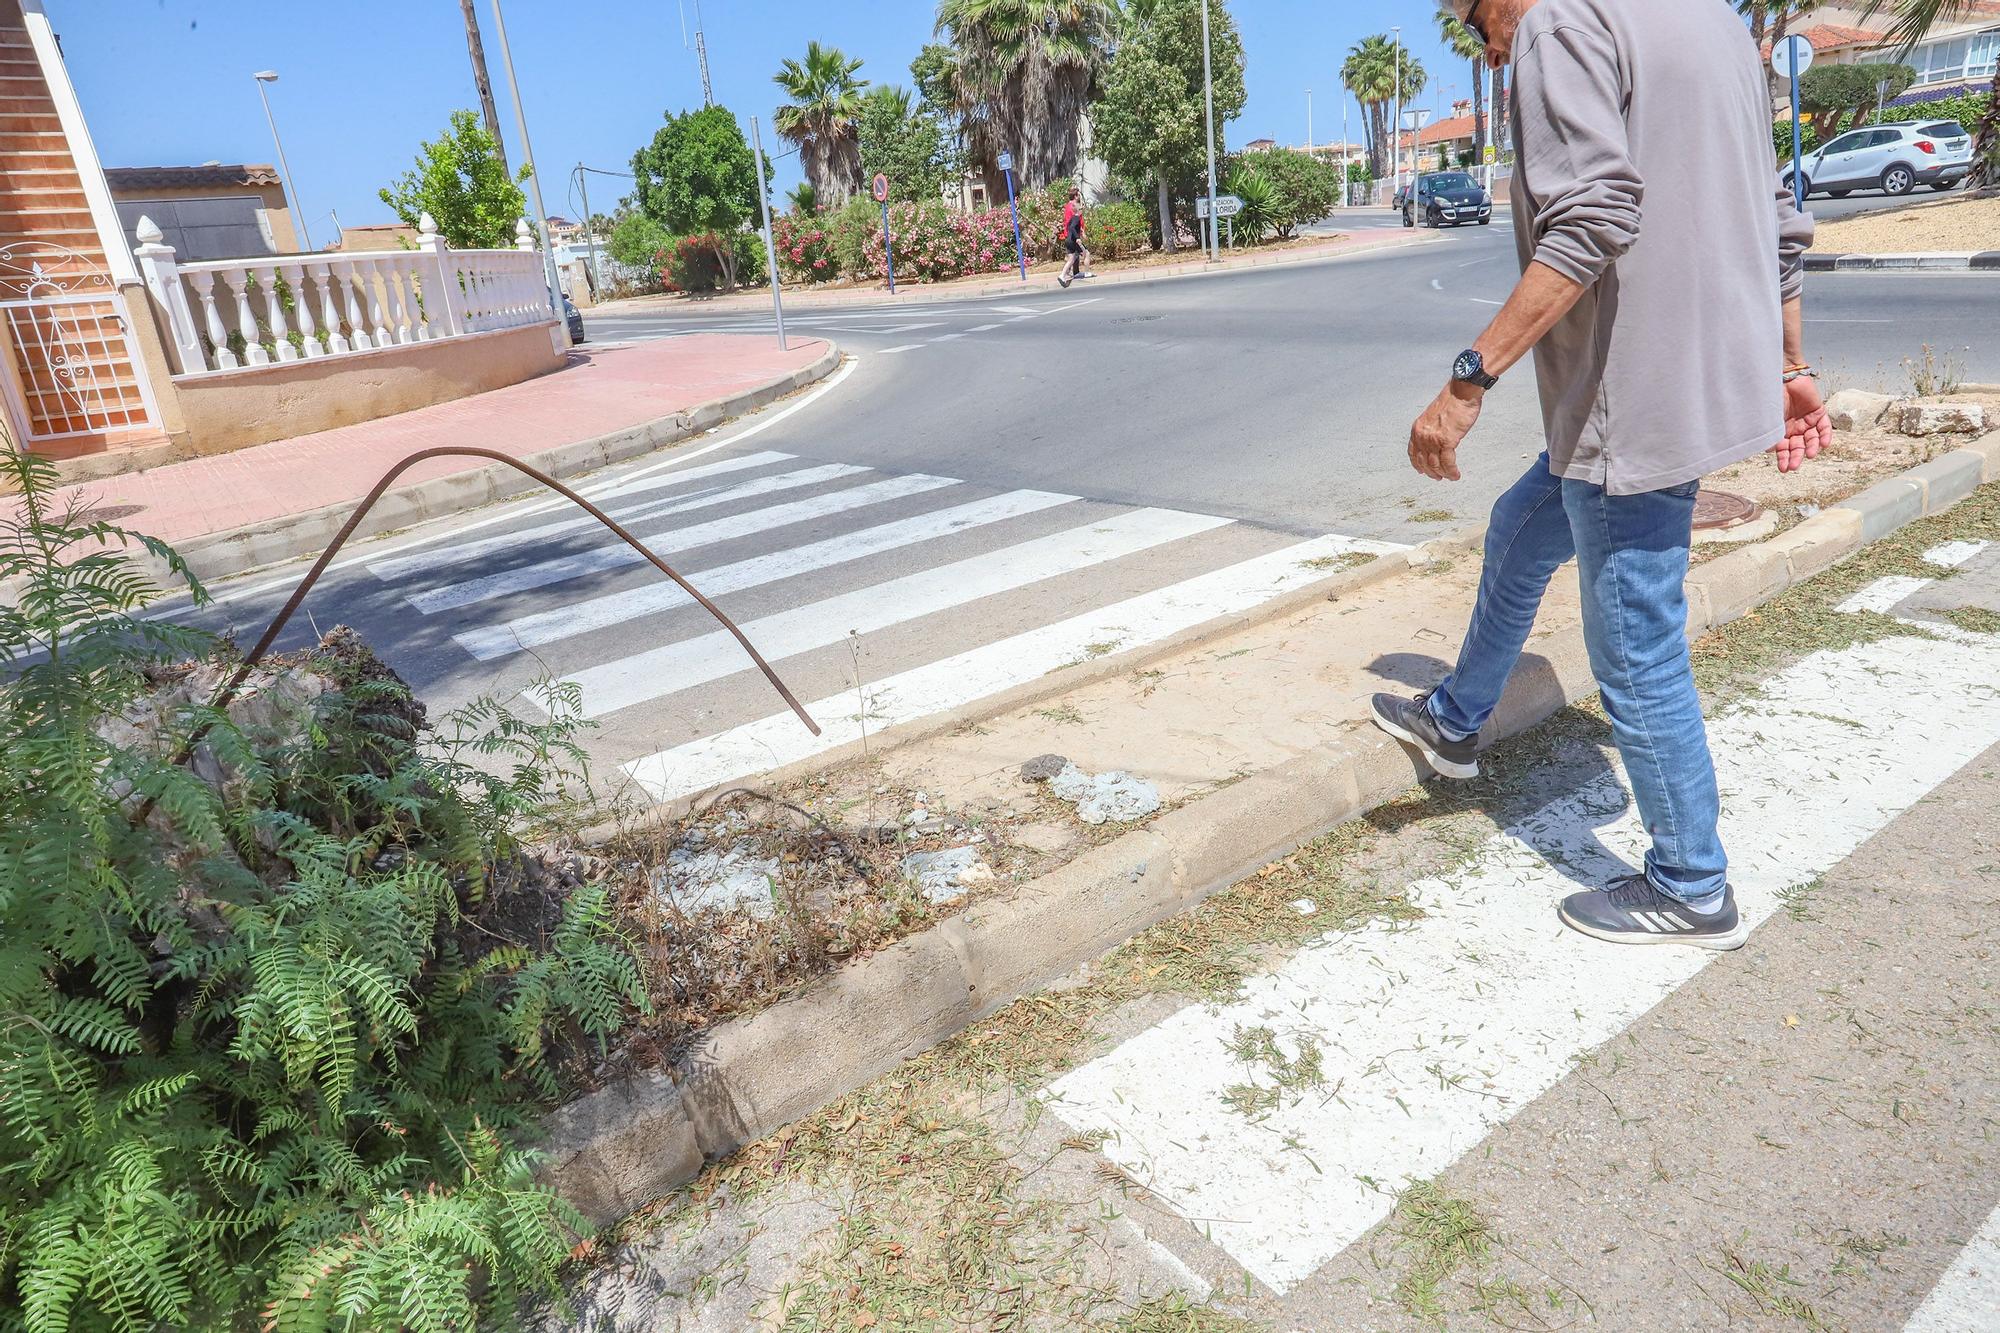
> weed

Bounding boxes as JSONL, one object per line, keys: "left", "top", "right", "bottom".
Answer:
{"left": 1904, "top": 343, "right": 1966, "bottom": 398}
{"left": 1036, "top": 702, "right": 1088, "bottom": 726}
{"left": 1946, "top": 606, "right": 2000, "bottom": 636}
{"left": 1107, "top": 1293, "right": 1264, "bottom": 1331}
{"left": 1410, "top": 508, "right": 1456, "bottom": 524}
{"left": 1716, "top": 1246, "right": 1834, "bottom": 1329}
{"left": 1300, "top": 551, "right": 1380, "bottom": 574}
{"left": 1777, "top": 876, "right": 1823, "bottom": 922}
{"left": 1390, "top": 1180, "right": 1495, "bottom": 1327}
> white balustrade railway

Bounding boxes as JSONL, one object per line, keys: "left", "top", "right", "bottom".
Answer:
{"left": 133, "top": 211, "right": 560, "bottom": 377}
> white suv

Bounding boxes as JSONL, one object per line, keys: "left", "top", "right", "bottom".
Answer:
{"left": 1780, "top": 120, "right": 1974, "bottom": 199}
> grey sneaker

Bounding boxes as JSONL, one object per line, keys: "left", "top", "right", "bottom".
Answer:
{"left": 1558, "top": 875, "right": 1749, "bottom": 950}
{"left": 1370, "top": 689, "right": 1479, "bottom": 779}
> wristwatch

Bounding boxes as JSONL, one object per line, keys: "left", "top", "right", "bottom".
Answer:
{"left": 1452, "top": 348, "right": 1498, "bottom": 390}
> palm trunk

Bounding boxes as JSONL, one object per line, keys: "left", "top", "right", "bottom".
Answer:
{"left": 1157, "top": 174, "right": 1176, "bottom": 252}
{"left": 1493, "top": 66, "right": 1508, "bottom": 152}
{"left": 1471, "top": 57, "right": 1487, "bottom": 163}
{"left": 1974, "top": 67, "right": 2000, "bottom": 191}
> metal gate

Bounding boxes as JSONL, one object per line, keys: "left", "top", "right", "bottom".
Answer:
{"left": 0, "top": 243, "right": 158, "bottom": 446}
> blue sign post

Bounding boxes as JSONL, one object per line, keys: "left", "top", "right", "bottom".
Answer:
{"left": 999, "top": 150, "right": 1026, "bottom": 282}
{"left": 1774, "top": 35, "right": 1813, "bottom": 210}
{"left": 872, "top": 172, "right": 895, "bottom": 293}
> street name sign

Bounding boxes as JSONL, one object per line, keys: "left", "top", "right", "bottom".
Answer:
{"left": 1197, "top": 194, "right": 1244, "bottom": 219}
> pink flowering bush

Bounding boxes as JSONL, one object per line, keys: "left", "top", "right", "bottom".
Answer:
{"left": 772, "top": 212, "right": 839, "bottom": 284}
{"left": 862, "top": 199, "right": 1048, "bottom": 284}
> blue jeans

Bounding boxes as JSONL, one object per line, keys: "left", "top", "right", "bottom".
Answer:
{"left": 1428, "top": 453, "right": 1728, "bottom": 904}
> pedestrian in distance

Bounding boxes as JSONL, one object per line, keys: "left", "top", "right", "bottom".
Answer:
{"left": 1058, "top": 186, "right": 1093, "bottom": 288}
{"left": 1372, "top": 0, "right": 1834, "bottom": 950}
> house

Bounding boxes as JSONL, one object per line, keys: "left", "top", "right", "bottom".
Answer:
{"left": 1243, "top": 137, "right": 1278, "bottom": 153}
{"left": 1415, "top": 106, "right": 1480, "bottom": 170}
{"left": 106, "top": 162, "right": 296, "bottom": 261}
{"left": 0, "top": 0, "right": 564, "bottom": 475}
{"left": 1779, "top": 3, "right": 2000, "bottom": 100}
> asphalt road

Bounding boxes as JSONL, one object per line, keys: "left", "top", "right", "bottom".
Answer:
{"left": 171, "top": 229, "right": 1997, "bottom": 801}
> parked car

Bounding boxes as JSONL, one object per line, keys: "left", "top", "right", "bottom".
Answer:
{"left": 563, "top": 294, "right": 586, "bottom": 344}
{"left": 1401, "top": 171, "right": 1494, "bottom": 228}
{"left": 1779, "top": 120, "right": 1973, "bottom": 199}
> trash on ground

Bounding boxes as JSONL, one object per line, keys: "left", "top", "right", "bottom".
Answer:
{"left": 1049, "top": 763, "right": 1162, "bottom": 825}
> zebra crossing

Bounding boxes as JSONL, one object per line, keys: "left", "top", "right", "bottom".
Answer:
{"left": 363, "top": 448, "right": 1406, "bottom": 801}
{"left": 585, "top": 296, "right": 1098, "bottom": 354}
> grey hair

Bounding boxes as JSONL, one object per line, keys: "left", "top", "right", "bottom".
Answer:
{"left": 1438, "top": 0, "right": 1475, "bottom": 18}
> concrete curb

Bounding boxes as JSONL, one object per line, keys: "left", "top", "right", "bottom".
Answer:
{"left": 1804, "top": 251, "right": 2000, "bottom": 272}
{"left": 152, "top": 342, "right": 843, "bottom": 586}
{"left": 593, "top": 231, "right": 1442, "bottom": 318}
{"left": 542, "top": 436, "right": 2000, "bottom": 1224}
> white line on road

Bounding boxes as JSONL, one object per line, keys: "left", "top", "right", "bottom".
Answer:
{"left": 1469, "top": 297, "right": 1504, "bottom": 306}
{"left": 967, "top": 323, "right": 1003, "bottom": 332}
{"left": 452, "top": 489, "right": 1079, "bottom": 660}
{"left": 1923, "top": 539, "right": 1990, "bottom": 568}
{"left": 408, "top": 473, "right": 958, "bottom": 613}
{"left": 1430, "top": 278, "right": 1443, "bottom": 290}
{"left": 931, "top": 332, "right": 965, "bottom": 342}
{"left": 1904, "top": 1200, "right": 2000, "bottom": 1331}
{"left": 553, "top": 506, "right": 1234, "bottom": 718}
{"left": 879, "top": 344, "right": 923, "bottom": 354}
{"left": 371, "top": 461, "right": 857, "bottom": 584}
{"left": 1044, "top": 618, "right": 2000, "bottom": 1294}
{"left": 1835, "top": 575, "right": 1934, "bottom": 614}
{"left": 620, "top": 533, "right": 1407, "bottom": 801}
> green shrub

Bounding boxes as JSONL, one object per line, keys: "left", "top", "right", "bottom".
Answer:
{"left": 1254, "top": 149, "right": 1340, "bottom": 238}
{"left": 0, "top": 447, "right": 645, "bottom": 1331}
{"left": 828, "top": 195, "right": 880, "bottom": 279}
{"left": 1085, "top": 200, "right": 1150, "bottom": 259}
{"left": 607, "top": 213, "right": 670, "bottom": 268}
{"left": 1224, "top": 165, "right": 1281, "bottom": 243}
{"left": 660, "top": 231, "right": 763, "bottom": 292}
{"left": 772, "top": 211, "right": 840, "bottom": 283}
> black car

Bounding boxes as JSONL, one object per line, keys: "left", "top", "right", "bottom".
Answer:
{"left": 562, "top": 294, "right": 586, "bottom": 344}
{"left": 1402, "top": 171, "right": 1493, "bottom": 229}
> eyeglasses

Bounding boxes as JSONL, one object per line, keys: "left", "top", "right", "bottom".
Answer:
{"left": 1463, "top": 0, "right": 1490, "bottom": 45}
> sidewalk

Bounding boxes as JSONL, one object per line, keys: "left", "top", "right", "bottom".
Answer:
{"left": 46, "top": 334, "right": 835, "bottom": 581}
{"left": 594, "top": 225, "right": 1435, "bottom": 316}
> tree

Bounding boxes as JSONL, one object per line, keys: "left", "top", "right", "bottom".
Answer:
{"left": 1800, "top": 61, "right": 1916, "bottom": 135}
{"left": 1256, "top": 148, "right": 1340, "bottom": 237}
{"left": 1437, "top": 11, "right": 1488, "bottom": 166}
{"left": 857, "top": 84, "right": 960, "bottom": 203}
{"left": 935, "top": 0, "right": 1118, "bottom": 194}
{"left": 630, "top": 105, "right": 766, "bottom": 287}
{"left": 458, "top": 0, "right": 508, "bottom": 177}
{"left": 1093, "top": 0, "right": 1246, "bottom": 251}
{"left": 773, "top": 41, "right": 869, "bottom": 205}
{"left": 607, "top": 213, "right": 670, "bottom": 266}
{"left": 1343, "top": 36, "right": 1426, "bottom": 183}
{"left": 1859, "top": 0, "right": 2000, "bottom": 187}
{"left": 378, "top": 109, "right": 528, "bottom": 249}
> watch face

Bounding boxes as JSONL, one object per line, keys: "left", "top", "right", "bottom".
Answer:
{"left": 1454, "top": 350, "right": 1482, "bottom": 381}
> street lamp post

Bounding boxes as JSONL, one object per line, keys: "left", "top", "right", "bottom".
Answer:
{"left": 1306, "top": 88, "right": 1313, "bottom": 153}
{"left": 749, "top": 116, "right": 787, "bottom": 352}
{"left": 1392, "top": 25, "right": 1403, "bottom": 211}
{"left": 1341, "top": 96, "right": 1351, "bottom": 206}
{"left": 486, "top": 0, "right": 563, "bottom": 322}
{"left": 251, "top": 71, "right": 312, "bottom": 252}
{"left": 1199, "top": 0, "right": 1219, "bottom": 260}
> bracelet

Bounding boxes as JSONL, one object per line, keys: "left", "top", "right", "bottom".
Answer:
{"left": 1783, "top": 366, "right": 1817, "bottom": 382}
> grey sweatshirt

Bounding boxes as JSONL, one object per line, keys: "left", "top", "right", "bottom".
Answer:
{"left": 1509, "top": 0, "right": 1815, "bottom": 495}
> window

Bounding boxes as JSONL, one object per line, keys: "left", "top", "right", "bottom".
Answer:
{"left": 1921, "top": 121, "right": 1970, "bottom": 140}
{"left": 1822, "top": 132, "right": 1870, "bottom": 154}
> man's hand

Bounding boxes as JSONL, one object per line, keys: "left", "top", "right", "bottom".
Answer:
{"left": 1774, "top": 375, "right": 1832, "bottom": 474}
{"left": 1409, "top": 382, "right": 1483, "bottom": 482}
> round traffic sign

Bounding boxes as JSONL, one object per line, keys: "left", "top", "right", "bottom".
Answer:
{"left": 871, "top": 172, "right": 890, "bottom": 203}
{"left": 1771, "top": 34, "right": 1814, "bottom": 78}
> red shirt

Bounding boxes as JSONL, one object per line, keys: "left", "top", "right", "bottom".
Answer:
{"left": 1062, "top": 200, "right": 1083, "bottom": 236}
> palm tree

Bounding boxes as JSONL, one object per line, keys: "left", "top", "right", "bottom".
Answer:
{"left": 1860, "top": 0, "right": 1999, "bottom": 187}
{"left": 1341, "top": 36, "right": 1426, "bottom": 183}
{"left": 1437, "top": 11, "right": 1488, "bottom": 166}
{"left": 935, "top": 0, "right": 1118, "bottom": 193}
{"left": 773, "top": 41, "right": 869, "bottom": 205}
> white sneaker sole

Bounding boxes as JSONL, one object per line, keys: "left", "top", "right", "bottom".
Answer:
{"left": 1557, "top": 907, "right": 1751, "bottom": 951}
{"left": 1369, "top": 699, "right": 1480, "bottom": 780}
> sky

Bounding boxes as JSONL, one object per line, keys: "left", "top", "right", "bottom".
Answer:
{"left": 50, "top": 1, "right": 1480, "bottom": 239}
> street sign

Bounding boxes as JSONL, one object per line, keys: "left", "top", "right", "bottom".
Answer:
{"left": 1483, "top": 144, "right": 1497, "bottom": 165}
{"left": 1197, "top": 194, "right": 1243, "bottom": 219}
{"left": 871, "top": 172, "right": 890, "bottom": 203}
{"left": 996, "top": 150, "right": 1014, "bottom": 173}
{"left": 1772, "top": 34, "right": 1814, "bottom": 78}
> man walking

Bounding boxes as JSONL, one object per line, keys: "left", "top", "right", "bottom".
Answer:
{"left": 1058, "top": 186, "right": 1093, "bottom": 288}
{"left": 1370, "top": 0, "right": 1831, "bottom": 949}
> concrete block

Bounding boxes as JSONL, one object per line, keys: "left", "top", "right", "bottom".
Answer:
{"left": 675, "top": 926, "right": 976, "bottom": 1159}
{"left": 1958, "top": 436, "right": 2000, "bottom": 482}
{"left": 1689, "top": 540, "right": 1791, "bottom": 624}
{"left": 541, "top": 1068, "right": 703, "bottom": 1225}
{"left": 1761, "top": 508, "right": 1863, "bottom": 581}
{"left": 1896, "top": 402, "right": 1987, "bottom": 437}
{"left": 1906, "top": 451, "right": 1986, "bottom": 512}
{"left": 953, "top": 831, "right": 1176, "bottom": 1020}
{"left": 1484, "top": 630, "right": 1598, "bottom": 743}
{"left": 1151, "top": 754, "right": 1358, "bottom": 900}
{"left": 1837, "top": 476, "right": 1926, "bottom": 543}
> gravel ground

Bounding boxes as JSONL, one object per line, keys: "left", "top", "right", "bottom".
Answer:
{"left": 1812, "top": 191, "right": 2000, "bottom": 252}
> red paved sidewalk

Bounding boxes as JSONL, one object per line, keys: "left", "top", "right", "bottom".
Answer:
{"left": 50, "top": 334, "right": 829, "bottom": 551}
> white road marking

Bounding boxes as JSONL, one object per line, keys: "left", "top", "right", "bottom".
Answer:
{"left": 879, "top": 344, "right": 923, "bottom": 354}
{"left": 967, "top": 323, "right": 1003, "bottom": 332}
{"left": 1470, "top": 297, "right": 1504, "bottom": 306}
{"left": 452, "top": 489, "right": 1079, "bottom": 661}
{"left": 1904, "top": 1200, "right": 2000, "bottom": 1332}
{"left": 879, "top": 321, "right": 945, "bottom": 333}
{"left": 372, "top": 462, "right": 861, "bottom": 584}
{"left": 1006, "top": 314, "right": 1037, "bottom": 321}
{"left": 553, "top": 507, "right": 1234, "bottom": 718}
{"left": 931, "top": 332, "right": 965, "bottom": 342}
{"left": 989, "top": 305, "right": 1041, "bottom": 314}
{"left": 1045, "top": 624, "right": 2000, "bottom": 1294}
{"left": 408, "top": 473, "right": 957, "bottom": 613}
{"left": 1923, "top": 539, "right": 1990, "bottom": 568}
{"left": 168, "top": 356, "right": 863, "bottom": 615}
{"left": 1430, "top": 278, "right": 1444, "bottom": 290}
{"left": 620, "top": 533, "right": 1406, "bottom": 801}
{"left": 1835, "top": 575, "right": 1934, "bottom": 615}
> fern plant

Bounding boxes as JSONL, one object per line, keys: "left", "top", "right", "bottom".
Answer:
{"left": 0, "top": 445, "right": 645, "bottom": 1331}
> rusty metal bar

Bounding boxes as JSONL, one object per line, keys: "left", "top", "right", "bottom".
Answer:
{"left": 144, "top": 446, "right": 822, "bottom": 821}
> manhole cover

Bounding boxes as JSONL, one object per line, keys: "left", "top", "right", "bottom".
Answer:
{"left": 1693, "top": 489, "right": 1761, "bottom": 530}
{"left": 94, "top": 504, "right": 146, "bottom": 521}
{"left": 1114, "top": 314, "right": 1163, "bottom": 324}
